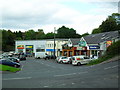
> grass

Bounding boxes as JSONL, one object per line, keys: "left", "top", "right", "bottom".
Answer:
{"left": 0, "top": 64, "right": 21, "bottom": 72}
{"left": 87, "top": 55, "right": 117, "bottom": 65}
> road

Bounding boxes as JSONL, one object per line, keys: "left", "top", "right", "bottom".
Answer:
{"left": 2, "top": 57, "right": 119, "bottom": 88}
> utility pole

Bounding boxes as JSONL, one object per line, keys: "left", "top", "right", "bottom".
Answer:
{"left": 54, "top": 27, "right": 56, "bottom": 60}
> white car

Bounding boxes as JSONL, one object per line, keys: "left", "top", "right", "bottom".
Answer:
{"left": 56, "top": 56, "right": 71, "bottom": 64}
{"left": 71, "top": 55, "right": 92, "bottom": 66}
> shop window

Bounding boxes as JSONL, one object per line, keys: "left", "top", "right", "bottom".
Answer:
{"left": 36, "top": 49, "right": 45, "bottom": 52}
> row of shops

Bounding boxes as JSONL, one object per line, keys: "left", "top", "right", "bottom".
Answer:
{"left": 15, "top": 31, "right": 119, "bottom": 58}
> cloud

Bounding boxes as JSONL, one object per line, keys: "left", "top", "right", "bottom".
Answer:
{"left": 1, "top": 0, "right": 119, "bottom": 34}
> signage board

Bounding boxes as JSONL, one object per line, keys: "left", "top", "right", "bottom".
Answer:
{"left": 106, "top": 41, "right": 112, "bottom": 47}
{"left": 26, "top": 45, "right": 33, "bottom": 49}
{"left": 89, "top": 45, "right": 100, "bottom": 50}
{"left": 17, "top": 45, "right": 24, "bottom": 49}
{"left": 79, "top": 41, "right": 86, "bottom": 47}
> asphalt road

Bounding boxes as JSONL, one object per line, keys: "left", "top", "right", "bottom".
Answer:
{"left": 2, "top": 57, "right": 119, "bottom": 88}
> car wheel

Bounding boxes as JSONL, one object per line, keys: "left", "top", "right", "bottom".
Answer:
{"left": 77, "top": 62, "right": 81, "bottom": 66}
{"left": 14, "top": 65, "right": 18, "bottom": 68}
{"left": 60, "top": 61, "right": 63, "bottom": 64}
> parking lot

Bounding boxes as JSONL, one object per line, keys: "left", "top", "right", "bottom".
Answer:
{"left": 2, "top": 57, "right": 119, "bottom": 88}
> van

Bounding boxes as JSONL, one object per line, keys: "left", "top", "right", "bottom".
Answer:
{"left": 35, "top": 52, "right": 48, "bottom": 59}
{"left": 71, "top": 55, "right": 91, "bottom": 66}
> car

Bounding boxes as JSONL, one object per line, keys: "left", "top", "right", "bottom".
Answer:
{"left": 56, "top": 56, "right": 71, "bottom": 64}
{"left": 0, "top": 59, "right": 21, "bottom": 68}
{"left": 8, "top": 57, "right": 20, "bottom": 63}
{"left": 45, "top": 55, "right": 56, "bottom": 60}
{"left": 18, "top": 54, "right": 26, "bottom": 61}
{"left": 71, "top": 55, "right": 92, "bottom": 66}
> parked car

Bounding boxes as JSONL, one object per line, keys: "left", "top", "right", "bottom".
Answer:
{"left": 71, "top": 55, "right": 92, "bottom": 66}
{"left": 56, "top": 56, "right": 71, "bottom": 64}
{"left": 0, "top": 59, "right": 21, "bottom": 68}
{"left": 18, "top": 54, "right": 26, "bottom": 61}
{"left": 45, "top": 55, "right": 56, "bottom": 60}
{"left": 8, "top": 57, "right": 20, "bottom": 63}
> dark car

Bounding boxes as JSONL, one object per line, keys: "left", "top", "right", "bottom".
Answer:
{"left": 0, "top": 59, "right": 21, "bottom": 68}
{"left": 8, "top": 57, "right": 20, "bottom": 63}
{"left": 45, "top": 55, "right": 56, "bottom": 60}
{"left": 18, "top": 54, "right": 26, "bottom": 61}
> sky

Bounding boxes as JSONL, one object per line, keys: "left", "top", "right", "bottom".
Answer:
{"left": 0, "top": 0, "right": 119, "bottom": 34}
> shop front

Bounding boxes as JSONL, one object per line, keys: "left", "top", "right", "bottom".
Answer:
{"left": 89, "top": 45, "right": 100, "bottom": 58}
{"left": 26, "top": 45, "right": 34, "bottom": 56}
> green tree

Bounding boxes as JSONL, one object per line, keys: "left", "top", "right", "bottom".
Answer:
{"left": 92, "top": 28, "right": 101, "bottom": 34}
{"left": 81, "top": 32, "right": 89, "bottom": 37}
{"left": 36, "top": 29, "right": 45, "bottom": 39}
{"left": 91, "top": 13, "right": 120, "bottom": 34}
{"left": 56, "top": 26, "right": 81, "bottom": 38}
{"left": 44, "top": 32, "right": 54, "bottom": 39}
{"left": 24, "top": 29, "right": 36, "bottom": 40}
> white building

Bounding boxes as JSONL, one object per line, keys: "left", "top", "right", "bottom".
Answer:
{"left": 15, "top": 39, "right": 68, "bottom": 57}
{"left": 15, "top": 40, "right": 46, "bottom": 56}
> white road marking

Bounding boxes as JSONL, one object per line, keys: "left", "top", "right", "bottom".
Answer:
{"left": 78, "top": 71, "right": 88, "bottom": 74}
{"left": 44, "top": 86, "right": 49, "bottom": 87}
{"left": 54, "top": 73, "right": 76, "bottom": 77}
{"left": 3, "top": 77, "right": 32, "bottom": 80}
{"left": 104, "top": 65, "right": 118, "bottom": 70}
{"left": 54, "top": 72, "right": 88, "bottom": 77}
{"left": 72, "top": 83, "right": 75, "bottom": 85}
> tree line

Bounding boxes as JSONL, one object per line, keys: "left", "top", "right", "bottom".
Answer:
{"left": 1, "top": 13, "right": 119, "bottom": 52}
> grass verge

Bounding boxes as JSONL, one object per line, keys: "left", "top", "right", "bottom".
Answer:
{"left": 0, "top": 64, "right": 21, "bottom": 72}
{"left": 87, "top": 55, "right": 115, "bottom": 65}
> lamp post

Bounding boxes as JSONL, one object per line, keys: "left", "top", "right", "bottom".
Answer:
{"left": 54, "top": 27, "right": 56, "bottom": 60}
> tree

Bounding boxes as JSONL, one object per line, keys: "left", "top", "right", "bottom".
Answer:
{"left": 36, "top": 29, "right": 45, "bottom": 39}
{"left": 91, "top": 13, "right": 120, "bottom": 34}
{"left": 56, "top": 26, "right": 81, "bottom": 38}
{"left": 44, "top": 32, "right": 54, "bottom": 39}
{"left": 24, "top": 29, "right": 36, "bottom": 40}
{"left": 81, "top": 32, "right": 89, "bottom": 37}
{"left": 92, "top": 28, "right": 101, "bottom": 34}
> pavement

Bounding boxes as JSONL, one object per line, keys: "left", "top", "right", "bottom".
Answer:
{"left": 1, "top": 57, "right": 119, "bottom": 88}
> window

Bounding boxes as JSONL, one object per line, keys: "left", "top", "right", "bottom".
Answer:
{"left": 36, "top": 49, "right": 45, "bottom": 52}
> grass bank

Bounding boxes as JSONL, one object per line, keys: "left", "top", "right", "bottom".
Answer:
{"left": 0, "top": 64, "right": 21, "bottom": 72}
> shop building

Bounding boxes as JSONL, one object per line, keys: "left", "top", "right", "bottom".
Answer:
{"left": 46, "top": 39, "right": 68, "bottom": 56}
{"left": 79, "top": 31, "right": 120, "bottom": 58}
{"left": 15, "top": 40, "right": 46, "bottom": 56}
{"left": 62, "top": 31, "right": 120, "bottom": 58}
{"left": 15, "top": 39, "right": 68, "bottom": 57}
{"left": 62, "top": 38, "right": 80, "bottom": 57}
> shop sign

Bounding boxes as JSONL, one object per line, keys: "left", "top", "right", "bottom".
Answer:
{"left": 79, "top": 41, "right": 86, "bottom": 47}
{"left": 77, "top": 47, "right": 83, "bottom": 50}
{"left": 89, "top": 45, "right": 100, "bottom": 50}
{"left": 26, "top": 45, "right": 33, "bottom": 49}
{"left": 17, "top": 45, "right": 24, "bottom": 49}
{"left": 106, "top": 41, "right": 112, "bottom": 47}
{"left": 46, "top": 49, "right": 56, "bottom": 52}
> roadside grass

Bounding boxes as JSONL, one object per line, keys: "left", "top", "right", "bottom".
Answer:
{"left": 87, "top": 55, "right": 118, "bottom": 65}
{"left": 0, "top": 64, "right": 21, "bottom": 72}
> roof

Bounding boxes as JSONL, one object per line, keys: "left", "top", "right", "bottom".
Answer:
{"left": 70, "top": 38, "right": 80, "bottom": 45}
{"left": 15, "top": 38, "right": 69, "bottom": 41}
{"left": 83, "top": 31, "right": 119, "bottom": 44}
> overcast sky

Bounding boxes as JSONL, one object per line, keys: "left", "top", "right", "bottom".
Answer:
{"left": 1, "top": 0, "right": 119, "bottom": 34}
